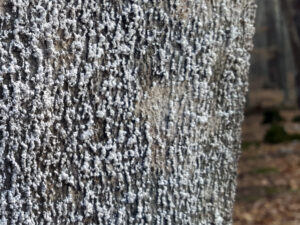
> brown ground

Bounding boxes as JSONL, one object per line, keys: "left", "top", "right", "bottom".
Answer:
{"left": 234, "top": 109, "right": 300, "bottom": 225}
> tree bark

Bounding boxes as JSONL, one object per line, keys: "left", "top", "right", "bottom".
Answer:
{"left": 0, "top": 0, "right": 256, "bottom": 224}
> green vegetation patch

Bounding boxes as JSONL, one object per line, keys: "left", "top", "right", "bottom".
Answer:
{"left": 264, "top": 124, "right": 300, "bottom": 143}
{"left": 264, "top": 124, "right": 289, "bottom": 143}
{"left": 250, "top": 167, "right": 278, "bottom": 175}
{"left": 242, "top": 141, "right": 261, "bottom": 150}
{"left": 288, "top": 133, "right": 300, "bottom": 140}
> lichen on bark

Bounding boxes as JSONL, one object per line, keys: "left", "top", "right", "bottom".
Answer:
{"left": 0, "top": 0, "right": 256, "bottom": 224}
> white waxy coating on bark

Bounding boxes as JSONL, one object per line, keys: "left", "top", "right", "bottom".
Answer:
{"left": 0, "top": 0, "right": 256, "bottom": 224}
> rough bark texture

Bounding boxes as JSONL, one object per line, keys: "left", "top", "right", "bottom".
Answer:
{"left": 0, "top": 0, "right": 256, "bottom": 224}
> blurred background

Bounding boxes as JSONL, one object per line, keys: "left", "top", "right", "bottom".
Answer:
{"left": 234, "top": 0, "right": 300, "bottom": 224}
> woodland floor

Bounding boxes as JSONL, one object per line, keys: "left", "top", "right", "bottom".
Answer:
{"left": 234, "top": 108, "right": 300, "bottom": 225}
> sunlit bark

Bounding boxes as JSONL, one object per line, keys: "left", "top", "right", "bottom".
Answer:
{"left": 0, "top": 0, "right": 256, "bottom": 224}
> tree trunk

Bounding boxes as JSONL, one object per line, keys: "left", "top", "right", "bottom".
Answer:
{"left": 0, "top": 0, "right": 256, "bottom": 224}
{"left": 280, "top": 0, "right": 300, "bottom": 107}
{"left": 249, "top": 0, "right": 297, "bottom": 108}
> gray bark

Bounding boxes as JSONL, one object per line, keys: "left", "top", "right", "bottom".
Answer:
{"left": 0, "top": 0, "right": 256, "bottom": 224}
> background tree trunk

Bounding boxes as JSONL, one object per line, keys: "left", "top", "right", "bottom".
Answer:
{"left": 280, "top": 0, "right": 300, "bottom": 107}
{"left": 0, "top": 0, "right": 256, "bottom": 224}
{"left": 248, "top": 0, "right": 297, "bottom": 108}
